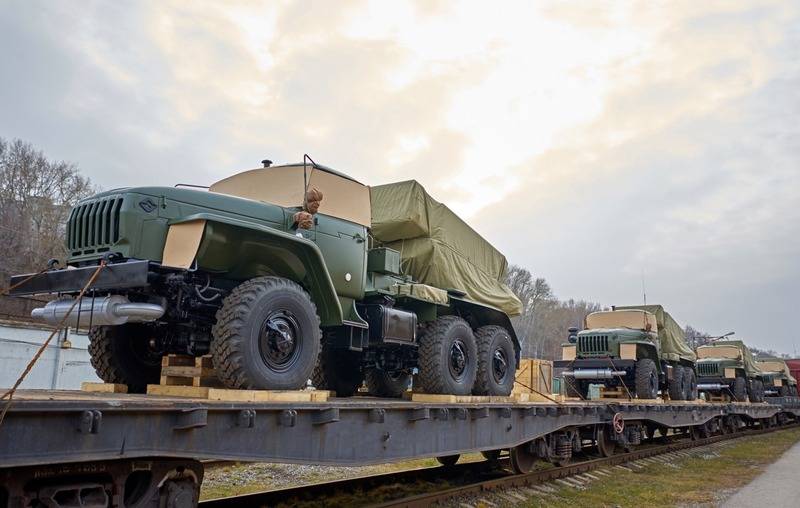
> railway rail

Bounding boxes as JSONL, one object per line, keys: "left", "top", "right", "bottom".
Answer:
{"left": 199, "top": 422, "right": 798, "bottom": 507}
{"left": 0, "top": 391, "right": 798, "bottom": 507}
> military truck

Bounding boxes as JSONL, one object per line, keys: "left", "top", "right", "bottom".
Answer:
{"left": 755, "top": 357, "right": 797, "bottom": 397}
{"left": 695, "top": 340, "right": 765, "bottom": 402}
{"left": 9, "top": 160, "right": 523, "bottom": 397}
{"left": 555, "top": 305, "right": 697, "bottom": 400}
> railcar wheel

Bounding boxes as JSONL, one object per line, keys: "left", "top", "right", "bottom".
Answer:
{"left": 473, "top": 326, "right": 516, "bottom": 396}
{"left": 634, "top": 358, "right": 658, "bottom": 399}
{"left": 312, "top": 334, "right": 363, "bottom": 397}
{"left": 211, "top": 276, "right": 321, "bottom": 390}
{"left": 364, "top": 369, "right": 411, "bottom": 398}
{"left": 668, "top": 365, "right": 685, "bottom": 401}
{"left": 88, "top": 324, "right": 162, "bottom": 393}
{"left": 436, "top": 455, "right": 460, "bottom": 467}
{"left": 596, "top": 425, "right": 616, "bottom": 457}
{"left": 510, "top": 443, "right": 537, "bottom": 473}
{"left": 417, "top": 316, "right": 477, "bottom": 395}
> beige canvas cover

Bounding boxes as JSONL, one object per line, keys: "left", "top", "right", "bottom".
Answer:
{"left": 370, "top": 180, "right": 522, "bottom": 316}
{"left": 210, "top": 164, "right": 372, "bottom": 226}
{"left": 704, "top": 340, "right": 762, "bottom": 376}
{"left": 585, "top": 310, "right": 657, "bottom": 332}
{"left": 757, "top": 358, "right": 797, "bottom": 383}
{"left": 614, "top": 304, "right": 695, "bottom": 362}
{"left": 697, "top": 345, "right": 741, "bottom": 360}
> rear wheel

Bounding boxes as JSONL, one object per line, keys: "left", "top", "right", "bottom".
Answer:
{"left": 311, "top": 335, "right": 363, "bottom": 397}
{"left": 668, "top": 365, "right": 685, "bottom": 401}
{"left": 88, "top": 324, "right": 162, "bottom": 393}
{"left": 211, "top": 276, "right": 321, "bottom": 390}
{"left": 634, "top": 358, "right": 658, "bottom": 399}
{"left": 417, "top": 316, "right": 477, "bottom": 395}
{"left": 684, "top": 367, "right": 698, "bottom": 401}
{"left": 364, "top": 369, "right": 411, "bottom": 398}
{"left": 732, "top": 376, "right": 747, "bottom": 402}
{"left": 473, "top": 325, "right": 516, "bottom": 396}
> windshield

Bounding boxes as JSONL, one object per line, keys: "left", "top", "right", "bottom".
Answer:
{"left": 697, "top": 345, "right": 741, "bottom": 360}
{"left": 585, "top": 310, "right": 656, "bottom": 331}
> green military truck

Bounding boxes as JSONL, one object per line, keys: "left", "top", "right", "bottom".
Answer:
{"left": 755, "top": 357, "right": 797, "bottom": 397}
{"left": 554, "top": 304, "right": 697, "bottom": 400}
{"left": 9, "top": 161, "right": 522, "bottom": 396}
{"left": 695, "top": 340, "right": 765, "bottom": 402}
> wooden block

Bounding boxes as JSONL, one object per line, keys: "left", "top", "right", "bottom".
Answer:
{"left": 191, "top": 376, "right": 224, "bottom": 388}
{"left": 160, "top": 375, "right": 194, "bottom": 387}
{"left": 147, "top": 384, "right": 210, "bottom": 398}
{"left": 206, "top": 388, "right": 257, "bottom": 402}
{"left": 161, "top": 366, "right": 216, "bottom": 378}
{"left": 162, "top": 355, "right": 195, "bottom": 367}
{"left": 195, "top": 356, "right": 213, "bottom": 368}
{"left": 205, "top": 389, "right": 331, "bottom": 403}
{"left": 81, "top": 382, "right": 128, "bottom": 394}
{"left": 513, "top": 392, "right": 556, "bottom": 403}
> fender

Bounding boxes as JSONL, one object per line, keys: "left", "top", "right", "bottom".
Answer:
{"left": 165, "top": 213, "right": 343, "bottom": 326}
{"left": 448, "top": 296, "right": 521, "bottom": 364}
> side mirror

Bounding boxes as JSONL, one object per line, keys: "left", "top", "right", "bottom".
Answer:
{"left": 568, "top": 327, "right": 579, "bottom": 333}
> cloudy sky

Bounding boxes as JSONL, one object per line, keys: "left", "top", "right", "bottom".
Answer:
{"left": 2, "top": 1, "right": 798, "bottom": 353}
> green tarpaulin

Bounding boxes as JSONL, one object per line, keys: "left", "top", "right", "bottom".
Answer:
{"left": 370, "top": 180, "right": 522, "bottom": 316}
{"left": 709, "top": 340, "right": 762, "bottom": 376}
{"left": 615, "top": 304, "right": 695, "bottom": 362}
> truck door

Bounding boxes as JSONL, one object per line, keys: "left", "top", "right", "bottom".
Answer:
{"left": 313, "top": 214, "right": 367, "bottom": 300}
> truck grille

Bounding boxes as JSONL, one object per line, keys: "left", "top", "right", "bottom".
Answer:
{"left": 66, "top": 196, "right": 124, "bottom": 254}
{"left": 578, "top": 334, "right": 609, "bottom": 354}
{"left": 696, "top": 363, "right": 718, "bottom": 377}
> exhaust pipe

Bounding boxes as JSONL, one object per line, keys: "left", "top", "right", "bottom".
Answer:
{"left": 697, "top": 383, "right": 728, "bottom": 391}
{"left": 32, "top": 295, "right": 165, "bottom": 328}
{"left": 563, "top": 368, "right": 627, "bottom": 380}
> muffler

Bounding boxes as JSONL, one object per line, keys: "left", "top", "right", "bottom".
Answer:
{"left": 32, "top": 295, "right": 165, "bottom": 328}
{"left": 697, "top": 383, "right": 727, "bottom": 391}
{"left": 563, "top": 368, "right": 626, "bottom": 379}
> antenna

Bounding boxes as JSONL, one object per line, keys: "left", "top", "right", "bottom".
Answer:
{"left": 641, "top": 270, "right": 647, "bottom": 305}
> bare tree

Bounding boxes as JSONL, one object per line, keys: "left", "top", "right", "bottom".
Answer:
{"left": 0, "top": 138, "right": 94, "bottom": 286}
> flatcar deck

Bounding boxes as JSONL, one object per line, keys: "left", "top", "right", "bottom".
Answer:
{"left": 1, "top": 390, "right": 796, "bottom": 469}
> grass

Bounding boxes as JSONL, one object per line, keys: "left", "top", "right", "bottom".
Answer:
{"left": 524, "top": 427, "right": 800, "bottom": 507}
{"left": 200, "top": 453, "right": 483, "bottom": 501}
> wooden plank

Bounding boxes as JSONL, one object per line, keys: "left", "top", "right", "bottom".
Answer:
{"left": 191, "top": 376, "right": 224, "bottom": 388}
{"left": 160, "top": 375, "right": 194, "bottom": 387}
{"left": 81, "top": 382, "right": 128, "bottom": 394}
{"left": 206, "top": 389, "right": 331, "bottom": 402}
{"left": 146, "top": 384, "right": 211, "bottom": 398}
{"left": 162, "top": 355, "right": 195, "bottom": 367}
{"left": 410, "top": 393, "right": 515, "bottom": 404}
{"left": 161, "top": 366, "right": 216, "bottom": 378}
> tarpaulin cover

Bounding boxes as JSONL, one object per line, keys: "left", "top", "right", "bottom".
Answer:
{"left": 708, "top": 340, "right": 763, "bottom": 375}
{"left": 370, "top": 180, "right": 522, "bottom": 316}
{"left": 757, "top": 358, "right": 797, "bottom": 384}
{"left": 615, "top": 305, "right": 696, "bottom": 362}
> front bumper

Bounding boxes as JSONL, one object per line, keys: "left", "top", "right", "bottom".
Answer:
{"left": 8, "top": 260, "right": 151, "bottom": 296}
{"left": 554, "top": 358, "right": 636, "bottom": 370}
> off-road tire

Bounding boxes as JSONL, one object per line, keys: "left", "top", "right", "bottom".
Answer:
{"left": 732, "top": 376, "right": 747, "bottom": 402}
{"left": 311, "top": 334, "right": 363, "bottom": 397}
{"left": 417, "top": 316, "right": 477, "bottom": 395}
{"left": 668, "top": 365, "right": 685, "bottom": 401}
{"left": 211, "top": 276, "right": 321, "bottom": 390}
{"left": 683, "top": 367, "right": 698, "bottom": 401}
{"left": 88, "top": 324, "right": 162, "bottom": 393}
{"left": 473, "top": 325, "right": 516, "bottom": 396}
{"left": 634, "top": 358, "right": 658, "bottom": 399}
{"left": 364, "top": 369, "right": 411, "bottom": 398}
{"left": 753, "top": 380, "right": 764, "bottom": 402}
{"left": 747, "top": 379, "right": 763, "bottom": 403}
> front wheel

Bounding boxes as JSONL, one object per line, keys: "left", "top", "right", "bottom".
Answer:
{"left": 211, "top": 276, "right": 321, "bottom": 390}
{"left": 732, "top": 376, "right": 747, "bottom": 402}
{"left": 634, "top": 358, "right": 658, "bottom": 399}
{"left": 472, "top": 325, "right": 516, "bottom": 396}
{"left": 668, "top": 365, "right": 685, "bottom": 401}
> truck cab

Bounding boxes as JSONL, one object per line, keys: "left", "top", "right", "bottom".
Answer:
{"left": 755, "top": 358, "right": 798, "bottom": 397}
{"left": 696, "top": 340, "right": 765, "bottom": 402}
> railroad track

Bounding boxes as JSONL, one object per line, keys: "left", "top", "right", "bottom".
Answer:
{"left": 200, "top": 422, "right": 798, "bottom": 508}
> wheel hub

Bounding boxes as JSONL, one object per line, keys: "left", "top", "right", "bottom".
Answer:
{"left": 259, "top": 312, "right": 300, "bottom": 370}
{"left": 492, "top": 348, "right": 508, "bottom": 383}
{"left": 449, "top": 340, "right": 468, "bottom": 379}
